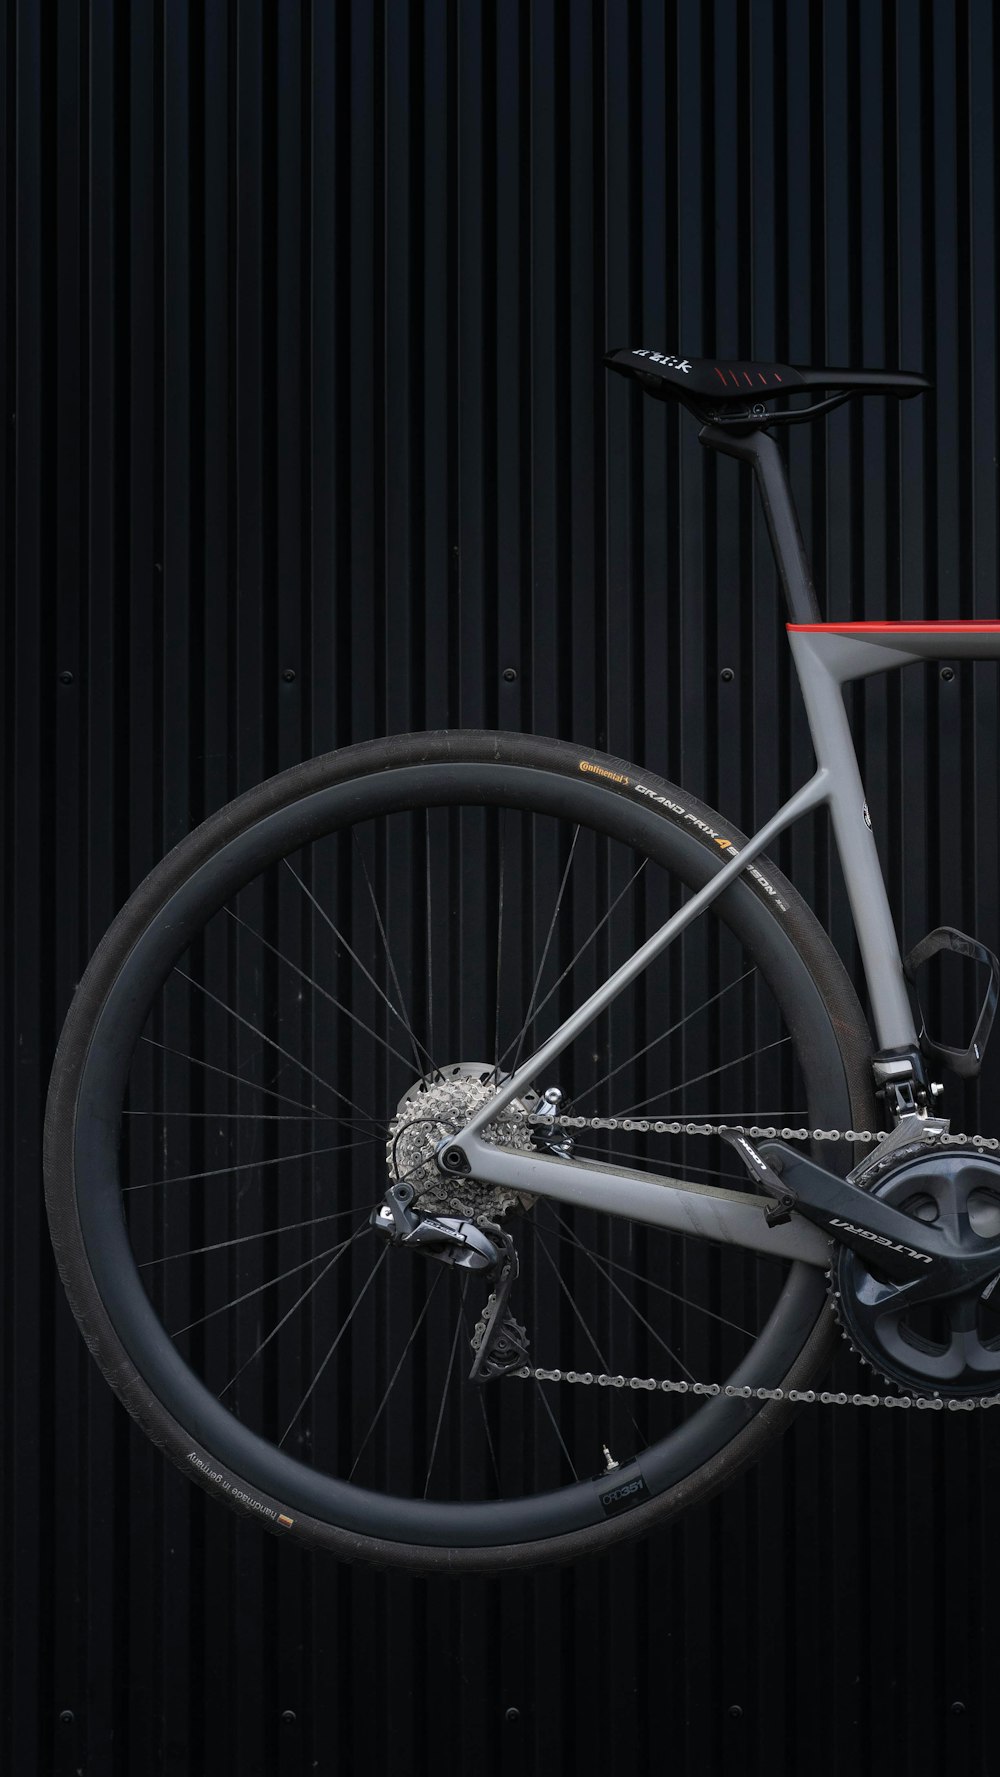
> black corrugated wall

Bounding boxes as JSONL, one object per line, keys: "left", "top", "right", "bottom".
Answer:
{"left": 4, "top": 3, "right": 1000, "bottom": 1773}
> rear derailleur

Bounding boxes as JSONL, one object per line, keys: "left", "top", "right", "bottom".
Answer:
{"left": 371, "top": 1182, "right": 529, "bottom": 1381}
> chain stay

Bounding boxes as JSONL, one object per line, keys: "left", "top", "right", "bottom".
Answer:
{"left": 515, "top": 1112, "right": 1000, "bottom": 1410}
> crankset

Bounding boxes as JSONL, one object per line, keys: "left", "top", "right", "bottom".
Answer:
{"left": 830, "top": 1147, "right": 1000, "bottom": 1396}
{"left": 720, "top": 1127, "right": 1000, "bottom": 1397}
{"left": 504, "top": 1109, "right": 1000, "bottom": 1408}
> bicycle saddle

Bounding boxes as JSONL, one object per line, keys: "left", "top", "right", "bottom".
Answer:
{"left": 604, "top": 346, "right": 929, "bottom": 425}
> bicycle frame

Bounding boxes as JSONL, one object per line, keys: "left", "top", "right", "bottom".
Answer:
{"left": 446, "top": 424, "right": 1000, "bottom": 1267}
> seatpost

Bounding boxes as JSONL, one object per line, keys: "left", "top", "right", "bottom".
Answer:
{"left": 698, "top": 424, "right": 822, "bottom": 624}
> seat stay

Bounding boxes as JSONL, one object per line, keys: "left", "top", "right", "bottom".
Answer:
{"left": 455, "top": 767, "right": 834, "bottom": 1138}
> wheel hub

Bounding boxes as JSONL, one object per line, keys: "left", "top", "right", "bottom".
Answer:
{"left": 833, "top": 1148, "right": 1000, "bottom": 1396}
{"left": 386, "top": 1062, "right": 536, "bottom": 1220}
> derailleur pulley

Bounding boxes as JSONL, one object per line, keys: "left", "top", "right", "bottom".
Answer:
{"left": 371, "top": 1185, "right": 531, "bottom": 1382}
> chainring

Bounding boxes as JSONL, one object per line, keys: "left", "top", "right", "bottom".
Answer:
{"left": 832, "top": 1146, "right": 1000, "bottom": 1397}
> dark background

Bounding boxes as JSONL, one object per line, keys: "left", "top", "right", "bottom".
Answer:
{"left": 3, "top": 2, "right": 1000, "bottom": 1772}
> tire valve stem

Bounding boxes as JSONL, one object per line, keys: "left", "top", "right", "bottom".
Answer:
{"left": 602, "top": 1444, "right": 619, "bottom": 1472}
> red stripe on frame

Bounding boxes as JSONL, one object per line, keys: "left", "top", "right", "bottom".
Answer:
{"left": 787, "top": 621, "right": 1000, "bottom": 631}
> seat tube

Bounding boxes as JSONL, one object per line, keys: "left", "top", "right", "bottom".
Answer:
{"left": 700, "top": 420, "right": 918, "bottom": 1050}
{"left": 789, "top": 630, "right": 919, "bottom": 1049}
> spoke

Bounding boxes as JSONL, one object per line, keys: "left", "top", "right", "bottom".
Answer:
{"left": 170, "top": 1230, "right": 363, "bottom": 1337}
{"left": 617, "top": 1110, "right": 805, "bottom": 1120}
{"left": 224, "top": 907, "right": 419, "bottom": 1074}
{"left": 125, "top": 1136, "right": 373, "bottom": 1194}
{"left": 136, "top": 1034, "right": 347, "bottom": 1120}
{"left": 534, "top": 1376, "right": 580, "bottom": 1482}
{"left": 577, "top": 967, "right": 758, "bottom": 1103}
{"left": 282, "top": 855, "right": 438, "bottom": 1079}
{"left": 546, "top": 1210, "right": 695, "bottom": 1380}
{"left": 424, "top": 812, "right": 435, "bottom": 1068}
{"left": 173, "top": 968, "right": 377, "bottom": 1124}
{"left": 531, "top": 1225, "right": 618, "bottom": 1375}
{"left": 351, "top": 824, "right": 438, "bottom": 1073}
{"left": 612, "top": 1035, "right": 792, "bottom": 1118}
{"left": 509, "top": 859, "right": 649, "bottom": 1056}
{"left": 347, "top": 1268, "right": 446, "bottom": 1481}
{"left": 219, "top": 1225, "right": 369, "bottom": 1395}
{"left": 424, "top": 1282, "right": 469, "bottom": 1497}
{"left": 571, "top": 1139, "right": 745, "bottom": 1186}
{"left": 278, "top": 1246, "right": 389, "bottom": 1447}
{"left": 505, "top": 825, "right": 581, "bottom": 1077}
{"left": 542, "top": 1213, "right": 760, "bottom": 1338}
{"left": 123, "top": 1110, "right": 350, "bottom": 1120}
{"left": 493, "top": 810, "right": 506, "bottom": 1078}
{"left": 460, "top": 1295, "right": 502, "bottom": 1491}
{"left": 530, "top": 1226, "right": 645, "bottom": 1440}
{"left": 139, "top": 1205, "right": 364, "bottom": 1266}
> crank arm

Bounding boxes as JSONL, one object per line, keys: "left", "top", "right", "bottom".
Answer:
{"left": 757, "top": 1140, "right": 1000, "bottom": 1287}
{"left": 713, "top": 1130, "right": 961, "bottom": 1282}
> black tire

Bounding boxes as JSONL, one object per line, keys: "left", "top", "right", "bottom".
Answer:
{"left": 44, "top": 731, "right": 875, "bottom": 1571}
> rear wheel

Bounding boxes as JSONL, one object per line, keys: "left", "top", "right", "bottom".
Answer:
{"left": 44, "top": 731, "right": 874, "bottom": 1570}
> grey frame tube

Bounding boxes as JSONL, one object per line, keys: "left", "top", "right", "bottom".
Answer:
{"left": 787, "top": 623, "right": 1000, "bottom": 1046}
{"left": 786, "top": 628, "right": 917, "bottom": 1048}
{"left": 446, "top": 420, "right": 1000, "bottom": 1250}
{"left": 458, "top": 1137, "right": 832, "bottom": 1266}
{"left": 449, "top": 624, "right": 1000, "bottom": 1247}
{"left": 459, "top": 766, "right": 831, "bottom": 1137}
{"left": 466, "top": 626, "right": 1000, "bottom": 1138}
{"left": 444, "top": 767, "right": 837, "bottom": 1268}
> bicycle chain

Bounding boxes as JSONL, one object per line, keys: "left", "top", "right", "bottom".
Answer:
{"left": 515, "top": 1114, "right": 1000, "bottom": 1413}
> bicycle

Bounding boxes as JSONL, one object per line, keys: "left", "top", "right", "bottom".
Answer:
{"left": 43, "top": 347, "right": 1000, "bottom": 1573}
